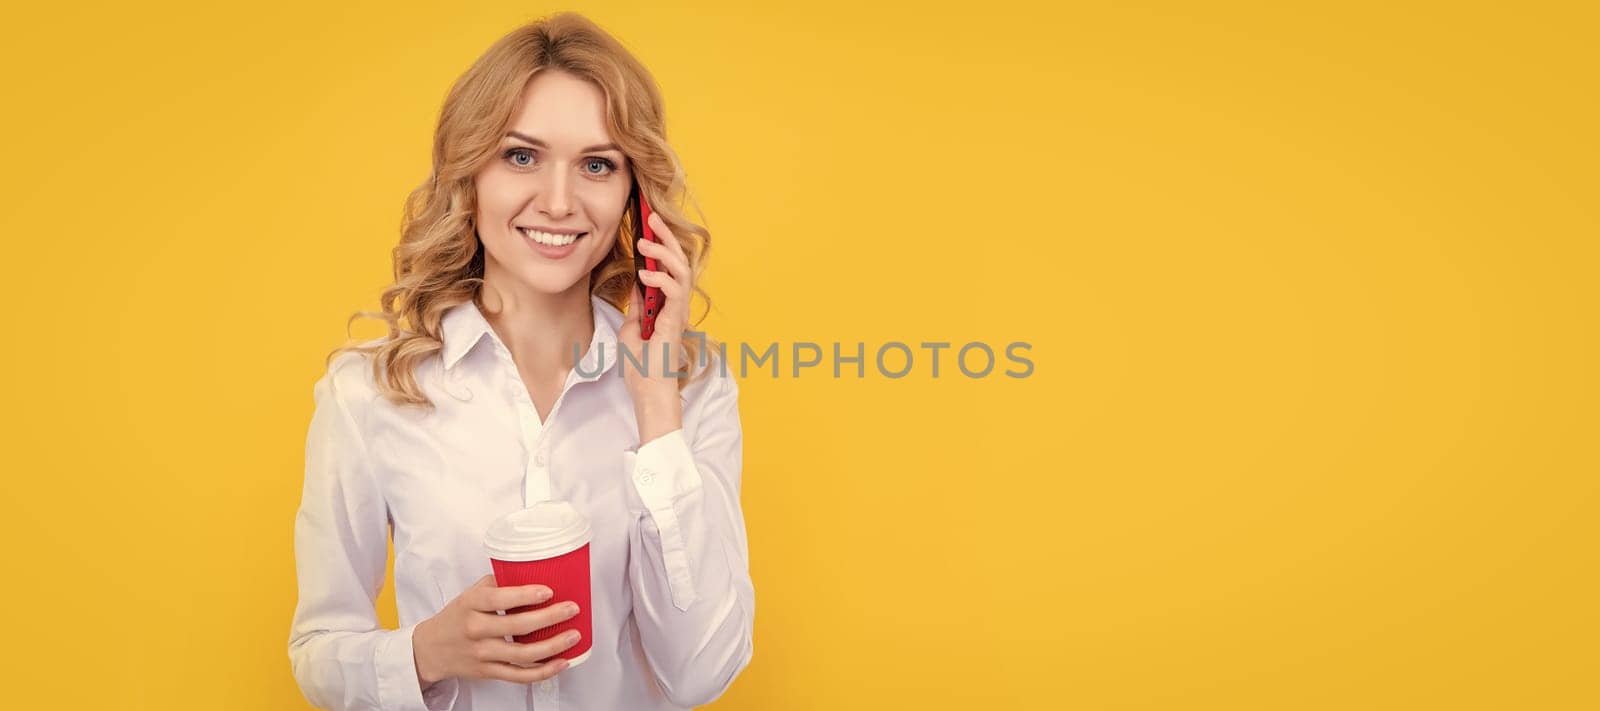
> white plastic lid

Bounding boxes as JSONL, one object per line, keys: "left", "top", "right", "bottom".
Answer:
{"left": 482, "top": 500, "right": 593, "bottom": 562}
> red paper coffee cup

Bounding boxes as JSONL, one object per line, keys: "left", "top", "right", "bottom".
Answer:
{"left": 484, "top": 501, "right": 594, "bottom": 668}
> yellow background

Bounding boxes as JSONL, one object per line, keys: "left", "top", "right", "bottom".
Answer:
{"left": 2, "top": 1, "right": 1594, "bottom": 708}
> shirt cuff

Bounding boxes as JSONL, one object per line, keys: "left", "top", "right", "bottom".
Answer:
{"left": 376, "top": 622, "right": 460, "bottom": 711}
{"left": 630, "top": 428, "right": 703, "bottom": 508}
{"left": 624, "top": 428, "right": 703, "bottom": 611}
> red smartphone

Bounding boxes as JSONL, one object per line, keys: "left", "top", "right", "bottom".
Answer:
{"left": 630, "top": 181, "right": 664, "bottom": 339}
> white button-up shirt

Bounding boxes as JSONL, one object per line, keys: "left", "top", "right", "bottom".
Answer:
{"left": 288, "top": 295, "right": 755, "bottom": 710}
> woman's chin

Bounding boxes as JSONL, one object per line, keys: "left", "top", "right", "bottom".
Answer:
{"left": 483, "top": 243, "right": 603, "bottom": 295}
{"left": 511, "top": 263, "right": 592, "bottom": 295}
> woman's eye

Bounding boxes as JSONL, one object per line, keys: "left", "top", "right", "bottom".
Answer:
{"left": 505, "top": 148, "right": 535, "bottom": 168}
{"left": 503, "top": 149, "right": 613, "bottom": 176}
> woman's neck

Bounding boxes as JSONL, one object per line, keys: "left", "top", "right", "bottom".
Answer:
{"left": 477, "top": 267, "right": 594, "bottom": 382}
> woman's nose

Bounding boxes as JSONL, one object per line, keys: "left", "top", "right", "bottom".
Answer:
{"left": 534, "top": 169, "right": 575, "bottom": 218}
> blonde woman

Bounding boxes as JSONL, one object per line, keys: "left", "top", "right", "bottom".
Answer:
{"left": 287, "top": 13, "right": 753, "bottom": 710}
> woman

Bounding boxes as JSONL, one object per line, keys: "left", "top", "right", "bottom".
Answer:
{"left": 287, "top": 13, "right": 754, "bottom": 710}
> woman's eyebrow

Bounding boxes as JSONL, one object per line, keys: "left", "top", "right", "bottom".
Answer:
{"left": 504, "top": 131, "right": 621, "bottom": 154}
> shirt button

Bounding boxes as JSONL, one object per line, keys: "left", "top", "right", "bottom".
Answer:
{"left": 535, "top": 450, "right": 547, "bottom": 466}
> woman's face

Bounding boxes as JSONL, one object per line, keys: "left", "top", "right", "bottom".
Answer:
{"left": 474, "top": 69, "right": 632, "bottom": 297}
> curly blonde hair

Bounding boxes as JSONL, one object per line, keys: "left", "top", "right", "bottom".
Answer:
{"left": 328, "top": 12, "right": 716, "bottom": 410}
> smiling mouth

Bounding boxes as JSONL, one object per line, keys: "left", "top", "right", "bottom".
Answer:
{"left": 517, "top": 227, "right": 588, "bottom": 247}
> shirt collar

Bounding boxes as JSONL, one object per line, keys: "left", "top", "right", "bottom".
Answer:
{"left": 441, "top": 294, "right": 623, "bottom": 382}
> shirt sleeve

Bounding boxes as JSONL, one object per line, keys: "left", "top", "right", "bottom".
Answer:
{"left": 622, "top": 370, "right": 757, "bottom": 708}
{"left": 287, "top": 362, "right": 459, "bottom": 711}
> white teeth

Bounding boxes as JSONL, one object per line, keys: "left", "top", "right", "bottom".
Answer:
{"left": 518, "top": 228, "right": 583, "bottom": 246}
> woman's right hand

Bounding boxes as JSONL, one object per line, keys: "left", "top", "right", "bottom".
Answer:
{"left": 413, "top": 574, "right": 583, "bottom": 688}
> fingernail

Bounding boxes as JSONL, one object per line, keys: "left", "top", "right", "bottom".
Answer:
{"left": 566, "top": 602, "right": 580, "bottom": 615}
{"left": 535, "top": 589, "right": 552, "bottom": 602}
{"left": 566, "top": 630, "right": 581, "bottom": 642}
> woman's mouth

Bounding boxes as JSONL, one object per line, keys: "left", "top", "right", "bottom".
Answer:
{"left": 517, "top": 227, "right": 588, "bottom": 259}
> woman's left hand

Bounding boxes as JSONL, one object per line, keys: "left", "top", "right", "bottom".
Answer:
{"left": 618, "top": 210, "right": 692, "bottom": 444}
